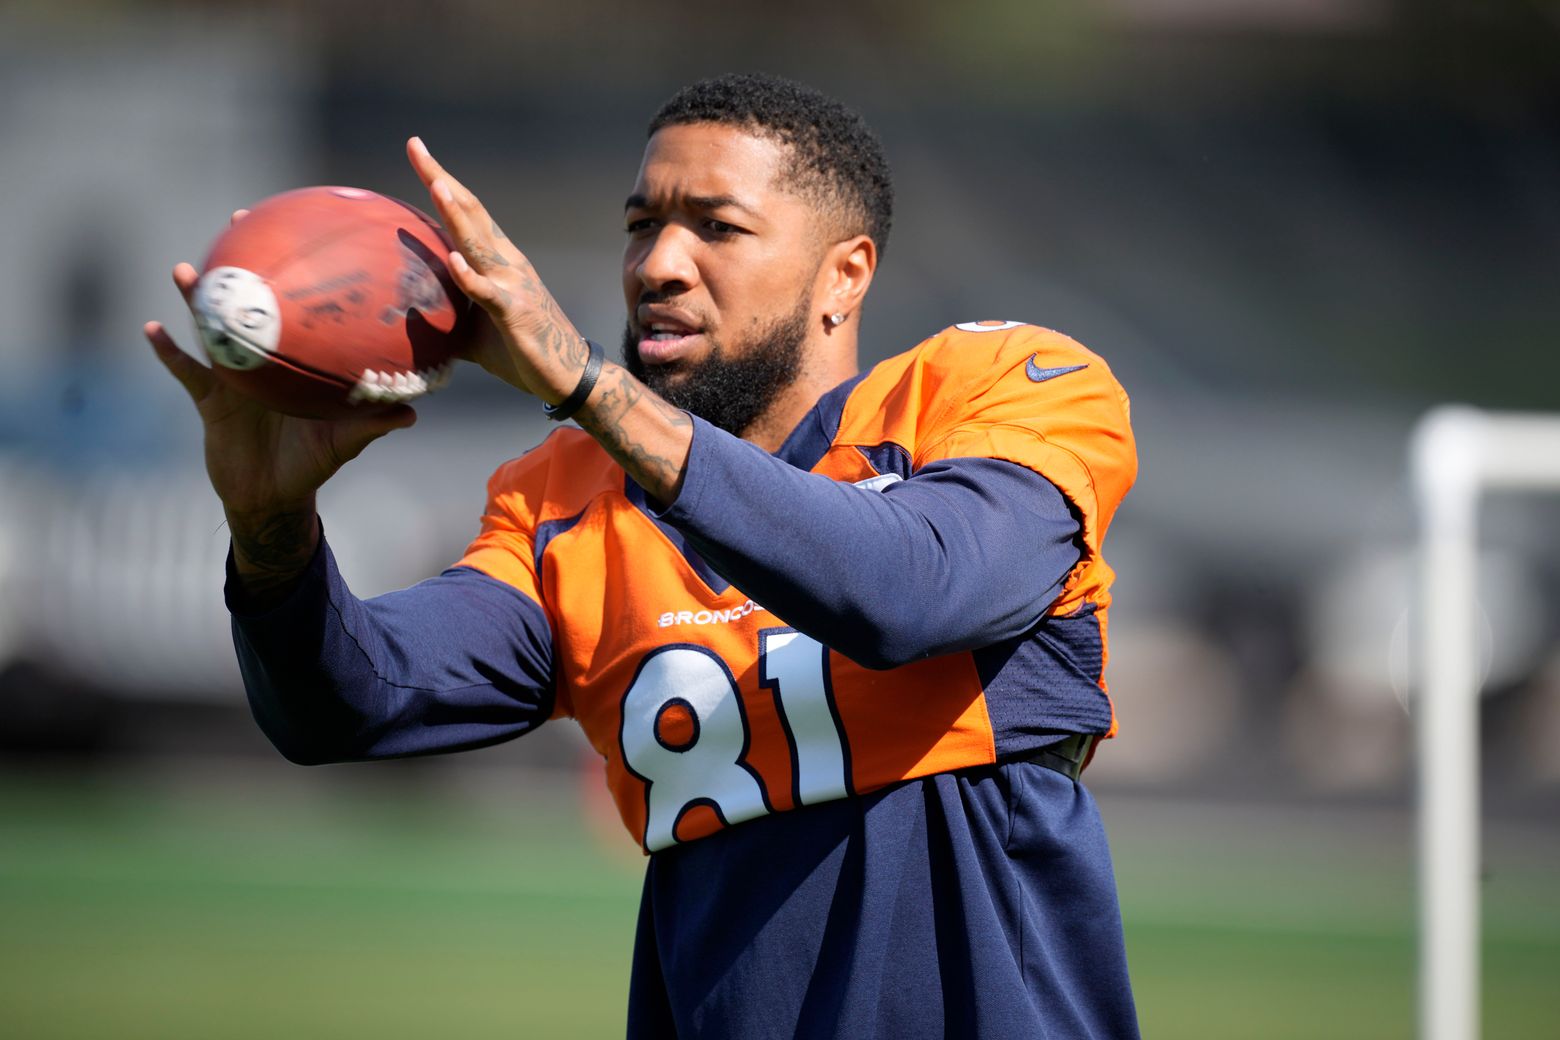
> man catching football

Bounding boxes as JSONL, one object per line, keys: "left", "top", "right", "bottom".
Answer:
{"left": 145, "top": 73, "right": 1140, "bottom": 1038}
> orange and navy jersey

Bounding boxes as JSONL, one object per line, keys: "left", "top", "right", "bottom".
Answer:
{"left": 228, "top": 319, "right": 1142, "bottom": 1034}
{"left": 448, "top": 321, "right": 1136, "bottom": 851}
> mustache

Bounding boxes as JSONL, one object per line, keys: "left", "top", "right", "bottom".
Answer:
{"left": 633, "top": 291, "right": 706, "bottom": 321}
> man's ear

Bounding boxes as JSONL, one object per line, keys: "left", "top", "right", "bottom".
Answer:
{"left": 822, "top": 235, "right": 877, "bottom": 323}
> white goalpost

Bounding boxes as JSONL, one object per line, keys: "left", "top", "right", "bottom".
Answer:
{"left": 1412, "top": 407, "right": 1560, "bottom": 1040}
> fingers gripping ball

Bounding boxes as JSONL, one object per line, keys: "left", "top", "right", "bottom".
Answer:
{"left": 192, "top": 186, "right": 475, "bottom": 419}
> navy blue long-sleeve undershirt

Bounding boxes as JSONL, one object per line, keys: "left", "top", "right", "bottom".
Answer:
{"left": 230, "top": 412, "right": 1083, "bottom": 763}
{"left": 231, "top": 544, "right": 555, "bottom": 764}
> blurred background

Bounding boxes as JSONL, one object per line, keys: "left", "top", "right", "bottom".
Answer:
{"left": 1, "top": 1, "right": 1557, "bottom": 1036}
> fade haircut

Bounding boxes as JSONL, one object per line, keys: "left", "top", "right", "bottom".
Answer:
{"left": 649, "top": 73, "right": 894, "bottom": 257}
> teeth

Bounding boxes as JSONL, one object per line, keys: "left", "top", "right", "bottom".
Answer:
{"left": 424, "top": 361, "right": 453, "bottom": 390}
{"left": 347, "top": 362, "right": 455, "bottom": 404}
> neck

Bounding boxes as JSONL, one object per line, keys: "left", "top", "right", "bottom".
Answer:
{"left": 740, "top": 335, "right": 858, "bottom": 452}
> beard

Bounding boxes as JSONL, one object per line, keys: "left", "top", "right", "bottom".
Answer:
{"left": 621, "top": 297, "right": 809, "bottom": 437}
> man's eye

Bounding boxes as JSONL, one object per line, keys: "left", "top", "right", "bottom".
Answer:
{"left": 704, "top": 219, "right": 742, "bottom": 237}
{"left": 625, "top": 218, "right": 657, "bottom": 234}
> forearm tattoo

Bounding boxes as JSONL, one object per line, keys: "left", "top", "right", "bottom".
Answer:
{"left": 577, "top": 363, "right": 692, "bottom": 496}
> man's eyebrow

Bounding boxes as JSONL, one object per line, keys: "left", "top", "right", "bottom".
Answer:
{"left": 624, "top": 193, "right": 758, "bottom": 216}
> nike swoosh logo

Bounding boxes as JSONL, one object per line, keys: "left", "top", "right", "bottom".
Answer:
{"left": 1026, "top": 357, "right": 1088, "bottom": 383}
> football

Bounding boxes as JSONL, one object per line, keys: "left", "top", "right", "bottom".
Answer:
{"left": 191, "top": 186, "right": 474, "bottom": 419}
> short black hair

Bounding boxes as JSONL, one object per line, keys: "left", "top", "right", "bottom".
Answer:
{"left": 649, "top": 73, "right": 894, "bottom": 257}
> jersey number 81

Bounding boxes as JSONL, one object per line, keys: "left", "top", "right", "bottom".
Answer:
{"left": 618, "top": 627, "right": 850, "bottom": 851}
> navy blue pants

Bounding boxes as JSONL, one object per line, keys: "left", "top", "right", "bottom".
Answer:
{"left": 627, "top": 762, "right": 1140, "bottom": 1038}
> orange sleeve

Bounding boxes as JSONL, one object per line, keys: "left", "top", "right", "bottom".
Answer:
{"left": 915, "top": 324, "right": 1138, "bottom": 610}
{"left": 454, "top": 449, "right": 571, "bottom": 717}
{"left": 457, "top": 458, "right": 544, "bottom": 602}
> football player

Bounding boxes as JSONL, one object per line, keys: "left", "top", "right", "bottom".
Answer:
{"left": 146, "top": 73, "right": 1140, "bottom": 1038}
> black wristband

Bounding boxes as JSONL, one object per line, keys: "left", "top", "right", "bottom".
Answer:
{"left": 543, "top": 339, "right": 605, "bottom": 422}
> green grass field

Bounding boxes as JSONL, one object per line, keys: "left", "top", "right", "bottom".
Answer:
{"left": 1, "top": 765, "right": 1555, "bottom": 1038}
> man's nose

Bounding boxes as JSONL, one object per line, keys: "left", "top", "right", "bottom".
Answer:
{"left": 635, "top": 226, "right": 698, "bottom": 292}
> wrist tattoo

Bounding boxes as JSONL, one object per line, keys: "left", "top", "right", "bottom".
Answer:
{"left": 230, "top": 508, "right": 317, "bottom": 600}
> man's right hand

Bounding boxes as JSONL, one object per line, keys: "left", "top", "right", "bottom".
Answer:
{"left": 144, "top": 231, "right": 416, "bottom": 605}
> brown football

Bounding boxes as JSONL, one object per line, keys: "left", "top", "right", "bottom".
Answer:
{"left": 192, "top": 186, "right": 474, "bottom": 419}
